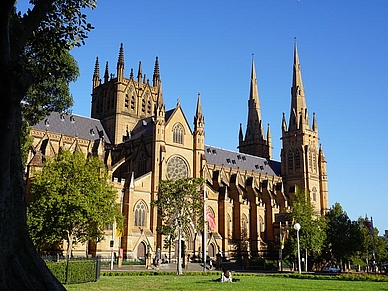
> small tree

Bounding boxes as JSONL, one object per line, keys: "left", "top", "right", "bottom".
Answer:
{"left": 27, "top": 150, "right": 123, "bottom": 258}
{"left": 286, "top": 189, "right": 326, "bottom": 271}
{"left": 324, "top": 203, "right": 362, "bottom": 270}
{"left": 152, "top": 177, "right": 204, "bottom": 275}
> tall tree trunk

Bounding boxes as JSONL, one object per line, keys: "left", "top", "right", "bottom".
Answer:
{"left": 0, "top": 38, "right": 65, "bottom": 291}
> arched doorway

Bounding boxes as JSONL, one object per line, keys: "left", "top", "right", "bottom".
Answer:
{"left": 137, "top": 241, "right": 146, "bottom": 261}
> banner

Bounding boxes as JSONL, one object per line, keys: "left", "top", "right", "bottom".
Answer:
{"left": 364, "top": 220, "right": 374, "bottom": 236}
{"left": 206, "top": 210, "right": 216, "bottom": 230}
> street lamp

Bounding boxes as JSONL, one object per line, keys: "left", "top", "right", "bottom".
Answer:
{"left": 294, "top": 223, "right": 301, "bottom": 274}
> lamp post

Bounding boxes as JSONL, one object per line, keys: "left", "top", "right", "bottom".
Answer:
{"left": 294, "top": 223, "right": 301, "bottom": 274}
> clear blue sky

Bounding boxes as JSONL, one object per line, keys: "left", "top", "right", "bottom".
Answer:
{"left": 19, "top": 1, "right": 388, "bottom": 234}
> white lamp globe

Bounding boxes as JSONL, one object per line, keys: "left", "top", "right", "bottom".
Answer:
{"left": 294, "top": 223, "right": 301, "bottom": 231}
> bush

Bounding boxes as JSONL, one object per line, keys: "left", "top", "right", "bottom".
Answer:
{"left": 46, "top": 259, "right": 99, "bottom": 284}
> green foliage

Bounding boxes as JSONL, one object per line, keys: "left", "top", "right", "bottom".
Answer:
{"left": 13, "top": 1, "right": 96, "bottom": 125}
{"left": 152, "top": 178, "right": 205, "bottom": 238}
{"left": 285, "top": 189, "right": 327, "bottom": 262}
{"left": 46, "top": 260, "right": 97, "bottom": 283}
{"left": 324, "top": 203, "right": 363, "bottom": 265}
{"left": 352, "top": 217, "right": 388, "bottom": 265}
{"left": 27, "top": 150, "right": 123, "bottom": 255}
{"left": 20, "top": 123, "right": 33, "bottom": 168}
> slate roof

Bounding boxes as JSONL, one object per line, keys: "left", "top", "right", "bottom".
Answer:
{"left": 130, "top": 116, "right": 154, "bottom": 140}
{"left": 128, "top": 108, "right": 175, "bottom": 140}
{"left": 33, "top": 112, "right": 111, "bottom": 144}
{"left": 204, "top": 145, "right": 281, "bottom": 176}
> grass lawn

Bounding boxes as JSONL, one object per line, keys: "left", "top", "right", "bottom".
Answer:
{"left": 64, "top": 274, "right": 388, "bottom": 291}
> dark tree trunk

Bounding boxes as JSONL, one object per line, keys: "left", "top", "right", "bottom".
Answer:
{"left": 0, "top": 1, "right": 65, "bottom": 289}
{"left": 0, "top": 69, "right": 66, "bottom": 291}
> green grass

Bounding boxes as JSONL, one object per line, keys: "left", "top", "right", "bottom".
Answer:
{"left": 64, "top": 274, "right": 388, "bottom": 291}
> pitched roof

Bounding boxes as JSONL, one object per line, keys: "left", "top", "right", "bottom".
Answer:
{"left": 33, "top": 112, "right": 111, "bottom": 144}
{"left": 204, "top": 145, "right": 281, "bottom": 176}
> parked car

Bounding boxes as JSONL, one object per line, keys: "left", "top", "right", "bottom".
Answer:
{"left": 322, "top": 266, "right": 340, "bottom": 273}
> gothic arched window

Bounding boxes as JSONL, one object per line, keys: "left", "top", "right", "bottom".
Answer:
{"left": 295, "top": 149, "right": 301, "bottom": 170}
{"left": 287, "top": 150, "right": 294, "bottom": 171}
{"left": 312, "top": 149, "right": 317, "bottom": 173}
{"left": 173, "top": 124, "right": 184, "bottom": 144}
{"left": 141, "top": 99, "right": 146, "bottom": 114}
{"left": 125, "top": 94, "right": 129, "bottom": 108}
{"left": 312, "top": 187, "right": 317, "bottom": 202}
{"left": 134, "top": 200, "right": 147, "bottom": 227}
{"left": 131, "top": 95, "right": 135, "bottom": 111}
{"left": 138, "top": 152, "right": 147, "bottom": 175}
{"left": 147, "top": 100, "right": 151, "bottom": 115}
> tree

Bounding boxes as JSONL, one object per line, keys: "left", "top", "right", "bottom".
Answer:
{"left": 324, "top": 203, "right": 362, "bottom": 270}
{"left": 286, "top": 189, "right": 326, "bottom": 271}
{"left": 0, "top": 1, "right": 95, "bottom": 289}
{"left": 152, "top": 178, "right": 204, "bottom": 275}
{"left": 355, "top": 217, "right": 388, "bottom": 270}
{"left": 27, "top": 150, "right": 123, "bottom": 258}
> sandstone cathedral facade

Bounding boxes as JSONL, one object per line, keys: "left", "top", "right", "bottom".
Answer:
{"left": 26, "top": 42, "right": 329, "bottom": 261}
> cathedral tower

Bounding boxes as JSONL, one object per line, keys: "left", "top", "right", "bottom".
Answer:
{"left": 91, "top": 44, "right": 162, "bottom": 144}
{"left": 281, "top": 42, "right": 329, "bottom": 214}
{"left": 238, "top": 57, "right": 272, "bottom": 159}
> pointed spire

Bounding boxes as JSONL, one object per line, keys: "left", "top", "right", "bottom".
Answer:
{"left": 130, "top": 68, "right": 134, "bottom": 79}
{"left": 267, "top": 123, "right": 272, "bottom": 144}
{"left": 93, "top": 57, "right": 100, "bottom": 78}
{"left": 245, "top": 55, "right": 264, "bottom": 141}
{"left": 93, "top": 57, "right": 100, "bottom": 88}
{"left": 267, "top": 123, "right": 272, "bottom": 160}
{"left": 117, "top": 43, "right": 124, "bottom": 68}
{"left": 117, "top": 43, "right": 124, "bottom": 82}
{"left": 157, "top": 80, "right": 164, "bottom": 107}
{"left": 312, "top": 112, "right": 318, "bottom": 132}
{"left": 194, "top": 93, "right": 205, "bottom": 140}
{"left": 250, "top": 54, "right": 260, "bottom": 103}
{"left": 282, "top": 112, "right": 287, "bottom": 133}
{"left": 153, "top": 56, "right": 160, "bottom": 87}
{"left": 318, "top": 144, "right": 326, "bottom": 163}
{"left": 104, "top": 61, "right": 109, "bottom": 83}
{"left": 195, "top": 92, "right": 203, "bottom": 119}
{"left": 289, "top": 40, "right": 309, "bottom": 131}
{"left": 137, "top": 61, "right": 142, "bottom": 83}
{"left": 239, "top": 123, "right": 244, "bottom": 143}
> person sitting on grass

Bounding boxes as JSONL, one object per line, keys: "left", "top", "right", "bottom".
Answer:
{"left": 221, "top": 269, "right": 232, "bottom": 282}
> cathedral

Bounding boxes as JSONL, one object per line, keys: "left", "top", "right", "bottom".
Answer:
{"left": 26, "top": 42, "right": 329, "bottom": 261}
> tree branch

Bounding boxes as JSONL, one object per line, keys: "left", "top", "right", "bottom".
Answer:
{"left": 13, "top": 0, "right": 54, "bottom": 56}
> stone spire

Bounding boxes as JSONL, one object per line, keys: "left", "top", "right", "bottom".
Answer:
{"left": 117, "top": 43, "right": 124, "bottom": 82}
{"left": 239, "top": 123, "right": 243, "bottom": 143}
{"left": 104, "top": 61, "right": 109, "bottom": 83}
{"left": 156, "top": 80, "right": 164, "bottom": 109}
{"left": 312, "top": 112, "right": 318, "bottom": 132}
{"left": 137, "top": 61, "right": 142, "bottom": 83}
{"left": 238, "top": 56, "right": 270, "bottom": 159}
{"left": 289, "top": 41, "right": 309, "bottom": 131}
{"left": 93, "top": 57, "right": 100, "bottom": 88}
{"left": 267, "top": 123, "right": 272, "bottom": 159}
{"left": 245, "top": 56, "right": 264, "bottom": 141}
{"left": 153, "top": 56, "right": 160, "bottom": 87}
{"left": 193, "top": 92, "right": 205, "bottom": 177}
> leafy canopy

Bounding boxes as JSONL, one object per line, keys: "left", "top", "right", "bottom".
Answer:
{"left": 27, "top": 150, "right": 123, "bottom": 254}
{"left": 286, "top": 189, "right": 327, "bottom": 259}
{"left": 153, "top": 178, "right": 205, "bottom": 240}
